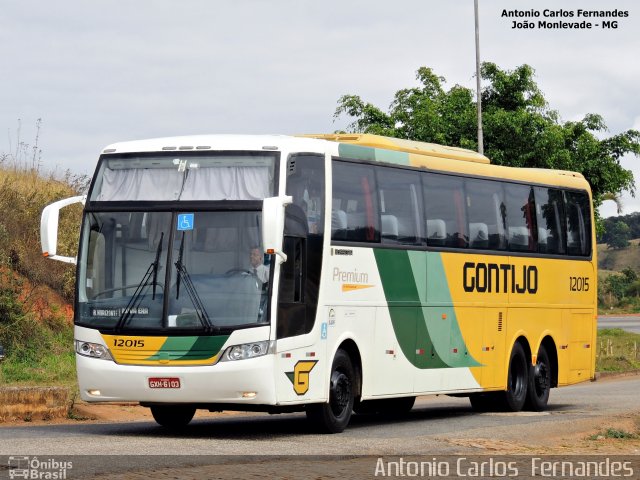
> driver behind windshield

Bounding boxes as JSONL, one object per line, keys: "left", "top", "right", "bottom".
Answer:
{"left": 249, "top": 247, "right": 269, "bottom": 283}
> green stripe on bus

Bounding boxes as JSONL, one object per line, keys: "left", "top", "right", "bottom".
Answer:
{"left": 373, "top": 249, "right": 480, "bottom": 369}
{"left": 425, "top": 253, "right": 481, "bottom": 367}
{"left": 339, "top": 144, "right": 376, "bottom": 162}
{"left": 338, "top": 144, "right": 410, "bottom": 165}
{"left": 145, "top": 335, "right": 228, "bottom": 361}
{"left": 176, "top": 335, "right": 229, "bottom": 361}
{"left": 374, "top": 249, "right": 447, "bottom": 368}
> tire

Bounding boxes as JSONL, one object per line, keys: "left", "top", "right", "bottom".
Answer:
{"left": 525, "top": 345, "right": 551, "bottom": 411}
{"left": 150, "top": 405, "right": 196, "bottom": 429}
{"left": 306, "top": 350, "right": 355, "bottom": 433}
{"left": 500, "top": 342, "right": 529, "bottom": 412}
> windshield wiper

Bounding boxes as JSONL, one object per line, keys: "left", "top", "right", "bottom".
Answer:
{"left": 174, "top": 232, "right": 216, "bottom": 333}
{"left": 114, "top": 232, "right": 164, "bottom": 333}
{"left": 151, "top": 232, "right": 163, "bottom": 300}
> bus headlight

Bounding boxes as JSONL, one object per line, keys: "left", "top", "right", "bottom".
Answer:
{"left": 76, "top": 341, "right": 113, "bottom": 361}
{"left": 221, "top": 341, "right": 272, "bottom": 361}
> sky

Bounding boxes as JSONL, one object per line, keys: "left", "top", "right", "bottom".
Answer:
{"left": 1, "top": 0, "right": 638, "bottom": 218}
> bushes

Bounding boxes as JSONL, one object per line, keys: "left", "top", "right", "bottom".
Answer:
{"left": 0, "top": 285, "right": 75, "bottom": 384}
{"left": 0, "top": 124, "right": 88, "bottom": 384}
{"left": 0, "top": 145, "right": 87, "bottom": 384}
{"left": 599, "top": 267, "right": 640, "bottom": 311}
{"left": 0, "top": 168, "right": 85, "bottom": 302}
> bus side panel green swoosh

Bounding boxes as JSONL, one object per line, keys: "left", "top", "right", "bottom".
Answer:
{"left": 374, "top": 249, "right": 480, "bottom": 368}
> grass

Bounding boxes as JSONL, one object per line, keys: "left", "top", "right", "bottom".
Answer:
{"left": 0, "top": 331, "right": 75, "bottom": 385}
{"left": 0, "top": 319, "right": 76, "bottom": 386}
{"left": 589, "top": 428, "right": 639, "bottom": 440}
{"left": 0, "top": 153, "right": 84, "bottom": 386}
{"left": 0, "top": 280, "right": 75, "bottom": 385}
{"left": 596, "top": 328, "right": 640, "bottom": 373}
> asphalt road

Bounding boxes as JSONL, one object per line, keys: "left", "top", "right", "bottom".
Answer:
{"left": 2, "top": 375, "right": 639, "bottom": 478}
{"left": 1, "top": 376, "right": 639, "bottom": 456}
{"left": 598, "top": 315, "right": 640, "bottom": 333}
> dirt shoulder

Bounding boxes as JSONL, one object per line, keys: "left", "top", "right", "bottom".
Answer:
{"left": 0, "top": 400, "right": 251, "bottom": 426}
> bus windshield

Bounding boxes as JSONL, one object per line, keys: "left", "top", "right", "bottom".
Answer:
{"left": 77, "top": 210, "right": 270, "bottom": 332}
{"left": 89, "top": 152, "right": 276, "bottom": 202}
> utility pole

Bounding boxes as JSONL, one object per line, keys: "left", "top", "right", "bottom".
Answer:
{"left": 474, "top": 0, "right": 484, "bottom": 155}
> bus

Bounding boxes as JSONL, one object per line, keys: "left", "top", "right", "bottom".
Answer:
{"left": 40, "top": 133, "right": 597, "bottom": 433}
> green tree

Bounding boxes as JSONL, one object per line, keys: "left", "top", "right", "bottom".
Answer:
{"left": 335, "top": 63, "right": 639, "bottom": 215}
{"left": 605, "top": 273, "right": 631, "bottom": 301}
{"left": 607, "top": 221, "right": 632, "bottom": 249}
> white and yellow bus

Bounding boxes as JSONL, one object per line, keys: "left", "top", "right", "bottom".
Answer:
{"left": 41, "top": 134, "right": 597, "bottom": 433}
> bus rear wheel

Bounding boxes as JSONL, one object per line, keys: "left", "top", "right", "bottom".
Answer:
{"left": 306, "top": 349, "right": 355, "bottom": 433}
{"left": 150, "top": 405, "right": 196, "bottom": 429}
{"left": 500, "top": 342, "right": 529, "bottom": 412}
{"left": 526, "top": 345, "right": 551, "bottom": 411}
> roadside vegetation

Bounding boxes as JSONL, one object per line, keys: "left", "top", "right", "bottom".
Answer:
{"left": 596, "top": 328, "right": 640, "bottom": 373}
{"left": 0, "top": 124, "right": 86, "bottom": 385}
{"left": 598, "top": 241, "right": 640, "bottom": 313}
{"left": 589, "top": 427, "right": 639, "bottom": 441}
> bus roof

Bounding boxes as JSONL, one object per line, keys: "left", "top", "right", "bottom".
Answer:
{"left": 100, "top": 133, "right": 589, "bottom": 192}
{"left": 302, "top": 133, "right": 491, "bottom": 164}
{"left": 303, "top": 133, "right": 588, "bottom": 192}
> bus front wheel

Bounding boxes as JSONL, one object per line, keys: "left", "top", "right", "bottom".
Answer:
{"left": 501, "top": 342, "right": 529, "bottom": 412}
{"left": 150, "top": 405, "right": 196, "bottom": 429}
{"left": 306, "top": 349, "right": 355, "bottom": 433}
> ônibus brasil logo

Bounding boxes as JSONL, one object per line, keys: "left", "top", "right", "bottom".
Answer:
{"left": 8, "top": 456, "right": 72, "bottom": 479}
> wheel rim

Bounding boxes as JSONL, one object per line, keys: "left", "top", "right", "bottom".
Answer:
{"left": 330, "top": 370, "right": 352, "bottom": 418}
{"left": 533, "top": 361, "right": 549, "bottom": 397}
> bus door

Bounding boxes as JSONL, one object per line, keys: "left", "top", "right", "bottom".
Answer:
{"left": 274, "top": 154, "right": 326, "bottom": 403}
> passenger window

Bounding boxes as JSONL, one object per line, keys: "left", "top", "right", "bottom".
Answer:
{"left": 331, "top": 161, "right": 380, "bottom": 243}
{"left": 534, "top": 187, "right": 566, "bottom": 255}
{"left": 505, "top": 184, "right": 536, "bottom": 252}
{"left": 377, "top": 166, "right": 424, "bottom": 245}
{"left": 423, "top": 173, "right": 467, "bottom": 248}
{"left": 565, "top": 191, "right": 591, "bottom": 256}
{"left": 465, "top": 179, "right": 507, "bottom": 250}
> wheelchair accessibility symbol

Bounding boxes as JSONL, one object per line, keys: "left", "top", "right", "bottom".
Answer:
{"left": 177, "top": 213, "right": 194, "bottom": 231}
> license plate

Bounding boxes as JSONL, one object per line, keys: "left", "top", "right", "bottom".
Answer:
{"left": 148, "top": 377, "right": 181, "bottom": 389}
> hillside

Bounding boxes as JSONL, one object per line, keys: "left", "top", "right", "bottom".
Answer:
{"left": 0, "top": 165, "right": 84, "bottom": 385}
{"left": 598, "top": 239, "right": 640, "bottom": 272}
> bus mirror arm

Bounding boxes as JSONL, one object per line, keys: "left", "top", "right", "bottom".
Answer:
{"left": 262, "top": 196, "right": 293, "bottom": 264}
{"left": 40, "top": 195, "right": 86, "bottom": 264}
{"left": 271, "top": 250, "right": 287, "bottom": 264}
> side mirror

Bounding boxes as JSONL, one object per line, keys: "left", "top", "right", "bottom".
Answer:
{"left": 262, "top": 196, "right": 292, "bottom": 263}
{"left": 41, "top": 195, "right": 86, "bottom": 264}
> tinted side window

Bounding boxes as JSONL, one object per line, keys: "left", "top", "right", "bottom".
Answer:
{"left": 286, "top": 154, "right": 325, "bottom": 235}
{"left": 465, "top": 178, "right": 507, "bottom": 250}
{"left": 534, "top": 187, "right": 566, "bottom": 254}
{"left": 423, "top": 173, "right": 468, "bottom": 248}
{"left": 565, "top": 191, "right": 592, "bottom": 256}
{"left": 331, "top": 161, "right": 380, "bottom": 243}
{"left": 377, "top": 166, "right": 424, "bottom": 245}
{"left": 505, "top": 184, "right": 536, "bottom": 252}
